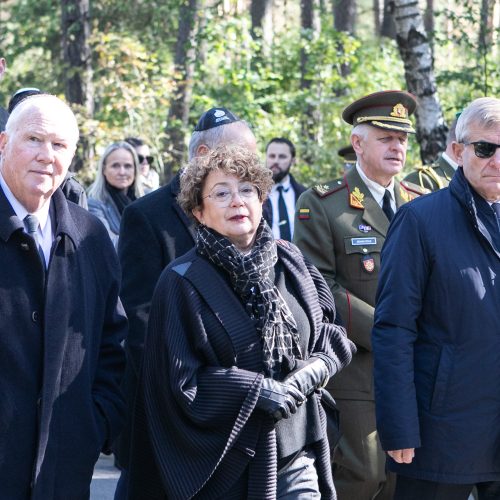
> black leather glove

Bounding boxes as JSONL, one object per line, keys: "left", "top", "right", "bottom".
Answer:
{"left": 256, "top": 377, "right": 306, "bottom": 422}
{"left": 283, "top": 357, "right": 330, "bottom": 397}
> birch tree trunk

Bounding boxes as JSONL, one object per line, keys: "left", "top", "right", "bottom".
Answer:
{"left": 163, "top": 0, "right": 200, "bottom": 183}
{"left": 250, "top": 0, "right": 273, "bottom": 52}
{"left": 390, "top": 0, "right": 447, "bottom": 164}
{"left": 61, "top": 0, "right": 93, "bottom": 172}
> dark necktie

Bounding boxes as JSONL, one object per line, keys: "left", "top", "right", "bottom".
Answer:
{"left": 382, "top": 189, "right": 395, "bottom": 222}
{"left": 24, "top": 214, "right": 46, "bottom": 268}
{"left": 492, "top": 203, "right": 500, "bottom": 231}
{"left": 277, "top": 186, "right": 292, "bottom": 241}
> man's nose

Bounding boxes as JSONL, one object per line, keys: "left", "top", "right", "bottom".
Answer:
{"left": 37, "top": 141, "right": 55, "bottom": 162}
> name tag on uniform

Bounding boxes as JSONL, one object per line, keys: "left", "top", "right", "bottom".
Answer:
{"left": 351, "top": 237, "right": 377, "bottom": 246}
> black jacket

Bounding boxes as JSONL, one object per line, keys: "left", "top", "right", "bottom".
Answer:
{"left": 114, "top": 171, "right": 195, "bottom": 465}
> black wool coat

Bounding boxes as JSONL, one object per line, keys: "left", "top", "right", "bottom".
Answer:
{"left": 114, "top": 171, "right": 195, "bottom": 465}
{"left": 127, "top": 241, "right": 354, "bottom": 499}
{"left": 0, "top": 187, "right": 127, "bottom": 499}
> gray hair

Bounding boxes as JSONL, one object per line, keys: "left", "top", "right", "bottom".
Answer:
{"left": 87, "top": 141, "right": 143, "bottom": 201}
{"left": 351, "top": 123, "right": 372, "bottom": 141}
{"left": 187, "top": 120, "right": 251, "bottom": 160}
{"left": 455, "top": 97, "right": 500, "bottom": 143}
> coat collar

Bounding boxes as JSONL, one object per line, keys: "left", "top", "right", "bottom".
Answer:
{"left": 171, "top": 171, "right": 197, "bottom": 239}
{"left": 0, "top": 185, "right": 82, "bottom": 247}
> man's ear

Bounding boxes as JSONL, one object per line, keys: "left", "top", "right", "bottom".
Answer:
{"left": 452, "top": 141, "right": 464, "bottom": 166}
{"left": 0, "top": 132, "right": 8, "bottom": 154}
{"left": 351, "top": 134, "right": 363, "bottom": 155}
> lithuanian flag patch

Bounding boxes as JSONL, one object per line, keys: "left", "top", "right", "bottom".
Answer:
{"left": 298, "top": 208, "right": 311, "bottom": 220}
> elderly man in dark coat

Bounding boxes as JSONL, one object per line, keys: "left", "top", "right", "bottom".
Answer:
{"left": 373, "top": 97, "right": 500, "bottom": 499}
{"left": 0, "top": 94, "right": 126, "bottom": 499}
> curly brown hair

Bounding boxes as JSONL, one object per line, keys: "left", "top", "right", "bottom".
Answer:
{"left": 178, "top": 144, "right": 273, "bottom": 220}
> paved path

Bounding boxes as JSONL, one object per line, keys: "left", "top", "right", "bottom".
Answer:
{"left": 90, "top": 454, "right": 119, "bottom": 500}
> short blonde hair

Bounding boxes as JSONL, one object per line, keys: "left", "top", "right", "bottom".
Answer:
{"left": 178, "top": 144, "right": 273, "bottom": 219}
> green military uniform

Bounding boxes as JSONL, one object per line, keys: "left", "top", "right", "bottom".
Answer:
{"left": 294, "top": 89, "right": 428, "bottom": 500}
{"left": 404, "top": 154, "right": 456, "bottom": 191}
{"left": 294, "top": 168, "right": 426, "bottom": 499}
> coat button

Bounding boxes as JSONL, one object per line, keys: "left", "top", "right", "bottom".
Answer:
{"left": 21, "top": 243, "right": 29, "bottom": 251}
{"left": 32, "top": 311, "right": 39, "bottom": 322}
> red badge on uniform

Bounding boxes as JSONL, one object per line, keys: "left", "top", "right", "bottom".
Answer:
{"left": 361, "top": 254, "right": 375, "bottom": 273}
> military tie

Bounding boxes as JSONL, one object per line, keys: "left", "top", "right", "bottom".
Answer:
{"left": 382, "top": 189, "right": 395, "bottom": 222}
{"left": 277, "top": 185, "right": 291, "bottom": 241}
{"left": 24, "top": 214, "right": 46, "bottom": 268}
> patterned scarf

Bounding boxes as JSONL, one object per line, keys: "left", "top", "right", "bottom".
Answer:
{"left": 196, "top": 220, "right": 302, "bottom": 376}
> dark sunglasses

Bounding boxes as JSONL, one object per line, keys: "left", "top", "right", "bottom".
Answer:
{"left": 138, "top": 154, "right": 154, "bottom": 164}
{"left": 463, "top": 141, "right": 500, "bottom": 159}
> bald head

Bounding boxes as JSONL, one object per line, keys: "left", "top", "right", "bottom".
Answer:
{"left": 0, "top": 95, "right": 79, "bottom": 212}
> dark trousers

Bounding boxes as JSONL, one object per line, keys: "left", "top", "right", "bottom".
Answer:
{"left": 394, "top": 475, "right": 500, "bottom": 500}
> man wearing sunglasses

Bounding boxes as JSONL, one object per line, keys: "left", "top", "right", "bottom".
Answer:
{"left": 124, "top": 137, "right": 159, "bottom": 194}
{"left": 373, "top": 97, "right": 500, "bottom": 500}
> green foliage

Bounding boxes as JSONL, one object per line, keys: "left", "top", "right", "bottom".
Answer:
{"left": 1, "top": 0, "right": 497, "bottom": 186}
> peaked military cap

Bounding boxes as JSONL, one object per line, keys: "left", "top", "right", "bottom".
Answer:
{"left": 342, "top": 90, "right": 417, "bottom": 134}
{"left": 338, "top": 145, "right": 356, "bottom": 163}
{"left": 194, "top": 107, "right": 240, "bottom": 131}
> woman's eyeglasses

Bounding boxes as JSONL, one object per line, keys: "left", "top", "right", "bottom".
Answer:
{"left": 203, "top": 183, "right": 260, "bottom": 206}
{"left": 463, "top": 141, "right": 500, "bottom": 159}
{"left": 138, "top": 154, "right": 154, "bottom": 164}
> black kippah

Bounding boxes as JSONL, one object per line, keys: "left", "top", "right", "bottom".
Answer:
{"left": 8, "top": 87, "right": 42, "bottom": 114}
{"left": 194, "top": 107, "right": 240, "bottom": 131}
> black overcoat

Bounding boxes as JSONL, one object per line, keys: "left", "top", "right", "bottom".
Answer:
{"left": 115, "top": 171, "right": 195, "bottom": 465}
{"left": 128, "top": 242, "right": 354, "bottom": 499}
{"left": 0, "top": 187, "right": 126, "bottom": 499}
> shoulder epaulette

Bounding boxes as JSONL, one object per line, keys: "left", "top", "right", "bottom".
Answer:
{"left": 312, "top": 178, "right": 346, "bottom": 198}
{"left": 400, "top": 180, "right": 431, "bottom": 197}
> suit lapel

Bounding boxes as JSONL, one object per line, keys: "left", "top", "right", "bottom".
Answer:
{"left": 345, "top": 168, "right": 389, "bottom": 235}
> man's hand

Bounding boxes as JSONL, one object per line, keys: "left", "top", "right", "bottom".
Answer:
{"left": 387, "top": 448, "right": 415, "bottom": 464}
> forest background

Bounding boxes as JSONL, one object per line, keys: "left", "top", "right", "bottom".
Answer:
{"left": 1, "top": 0, "right": 499, "bottom": 186}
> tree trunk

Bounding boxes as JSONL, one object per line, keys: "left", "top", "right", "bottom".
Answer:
{"left": 333, "top": 0, "right": 356, "bottom": 78}
{"left": 478, "top": 0, "right": 495, "bottom": 52}
{"left": 250, "top": 0, "right": 273, "bottom": 50}
{"left": 390, "top": 0, "right": 447, "bottom": 164}
{"left": 381, "top": 0, "right": 397, "bottom": 39}
{"left": 373, "top": 0, "right": 381, "bottom": 35}
{"left": 300, "top": 0, "right": 321, "bottom": 166}
{"left": 61, "top": 0, "right": 93, "bottom": 172}
{"left": 163, "top": 0, "right": 200, "bottom": 183}
{"left": 423, "top": 0, "right": 434, "bottom": 35}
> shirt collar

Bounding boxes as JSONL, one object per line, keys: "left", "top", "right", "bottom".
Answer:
{"left": 272, "top": 174, "right": 291, "bottom": 193}
{"left": 355, "top": 163, "right": 395, "bottom": 204}
{"left": 0, "top": 173, "right": 51, "bottom": 235}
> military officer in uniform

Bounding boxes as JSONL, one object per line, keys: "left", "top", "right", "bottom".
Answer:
{"left": 404, "top": 115, "right": 459, "bottom": 191}
{"left": 294, "top": 90, "right": 427, "bottom": 500}
{"left": 338, "top": 144, "right": 356, "bottom": 170}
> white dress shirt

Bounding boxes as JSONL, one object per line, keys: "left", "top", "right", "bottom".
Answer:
{"left": 269, "top": 175, "right": 297, "bottom": 239}
{"left": 356, "top": 164, "right": 396, "bottom": 214}
{"left": 0, "top": 173, "right": 53, "bottom": 265}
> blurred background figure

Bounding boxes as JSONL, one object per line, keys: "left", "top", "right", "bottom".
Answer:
{"left": 337, "top": 144, "right": 356, "bottom": 171}
{"left": 125, "top": 137, "right": 159, "bottom": 194}
{"left": 403, "top": 115, "right": 460, "bottom": 191}
{"left": 87, "top": 141, "right": 143, "bottom": 247}
{"left": 263, "top": 137, "right": 306, "bottom": 241}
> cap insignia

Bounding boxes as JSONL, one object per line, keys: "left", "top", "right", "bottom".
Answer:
{"left": 391, "top": 103, "right": 408, "bottom": 119}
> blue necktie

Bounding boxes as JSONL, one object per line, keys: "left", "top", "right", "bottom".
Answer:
{"left": 24, "top": 214, "right": 46, "bottom": 268}
{"left": 277, "top": 186, "right": 291, "bottom": 241}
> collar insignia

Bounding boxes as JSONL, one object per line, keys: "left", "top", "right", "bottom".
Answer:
{"left": 391, "top": 103, "right": 408, "bottom": 118}
{"left": 315, "top": 184, "right": 330, "bottom": 195}
{"left": 350, "top": 187, "right": 365, "bottom": 209}
{"left": 399, "top": 186, "right": 410, "bottom": 202}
